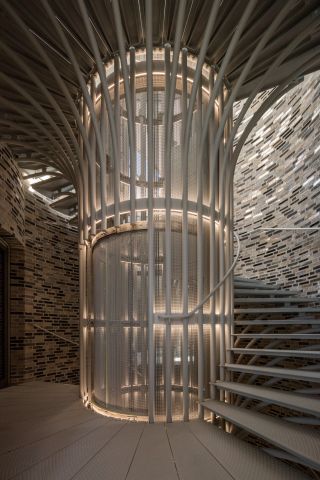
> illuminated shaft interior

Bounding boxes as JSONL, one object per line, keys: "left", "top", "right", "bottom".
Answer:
{"left": 81, "top": 47, "right": 233, "bottom": 421}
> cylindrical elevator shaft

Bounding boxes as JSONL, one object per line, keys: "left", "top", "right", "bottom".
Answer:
{"left": 79, "top": 48, "right": 233, "bottom": 422}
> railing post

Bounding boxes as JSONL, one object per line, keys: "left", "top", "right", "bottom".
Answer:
{"left": 209, "top": 67, "right": 217, "bottom": 405}
{"left": 181, "top": 47, "right": 189, "bottom": 422}
{"left": 79, "top": 242, "right": 87, "bottom": 401}
{"left": 146, "top": 0, "right": 155, "bottom": 423}
{"left": 218, "top": 84, "right": 226, "bottom": 403}
{"left": 197, "top": 68, "right": 204, "bottom": 420}
{"left": 114, "top": 55, "right": 120, "bottom": 227}
{"left": 197, "top": 309, "right": 204, "bottom": 419}
{"left": 164, "top": 42, "right": 172, "bottom": 424}
{"left": 86, "top": 241, "right": 93, "bottom": 404}
{"left": 165, "top": 317, "right": 172, "bottom": 422}
{"left": 182, "top": 316, "right": 189, "bottom": 421}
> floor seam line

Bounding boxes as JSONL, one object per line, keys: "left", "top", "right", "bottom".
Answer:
{"left": 165, "top": 423, "right": 182, "bottom": 480}
{"left": 124, "top": 422, "right": 146, "bottom": 479}
{"left": 188, "top": 422, "right": 237, "bottom": 480}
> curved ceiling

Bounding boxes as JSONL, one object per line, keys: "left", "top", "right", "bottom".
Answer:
{"left": 0, "top": 0, "right": 320, "bottom": 219}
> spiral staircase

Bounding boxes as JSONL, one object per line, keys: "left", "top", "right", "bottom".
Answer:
{"left": 201, "top": 276, "right": 320, "bottom": 477}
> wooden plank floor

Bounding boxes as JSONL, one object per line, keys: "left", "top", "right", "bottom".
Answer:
{"left": 0, "top": 382, "right": 311, "bottom": 479}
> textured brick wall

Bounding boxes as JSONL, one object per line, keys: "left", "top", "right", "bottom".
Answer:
{"left": 20, "top": 191, "right": 79, "bottom": 384}
{"left": 0, "top": 146, "right": 80, "bottom": 385}
{"left": 0, "top": 145, "right": 25, "bottom": 245}
{"left": 0, "top": 248, "right": 6, "bottom": 384}
{"left": 234, "top": 72, "right": 320, "bottom": 295}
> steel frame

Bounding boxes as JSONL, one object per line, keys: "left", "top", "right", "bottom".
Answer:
{"left": 78, "top": 38, "right": 235, "bottom": 420}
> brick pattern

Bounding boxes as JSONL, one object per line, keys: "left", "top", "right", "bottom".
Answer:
{"left": 0, "top": 147, "right": 80, "bottom": 385}
{"left": 20, "top": 191, "right": 79, "bottom": 384}
{"left": 0, "top": 145, "right": 25, "bottom": 245}
{"left": 234, "top": 72, "right": 320, "bottom": 295}
{"left": 0, "top": 248, "right": 5, "bottom": 383}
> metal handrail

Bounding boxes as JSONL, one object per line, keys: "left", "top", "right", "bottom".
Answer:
{"left": 31, "top": 322, "right": 80, "bottom": 346}
{"left": 156, "top": 231, "right": 241, "bottom": 321}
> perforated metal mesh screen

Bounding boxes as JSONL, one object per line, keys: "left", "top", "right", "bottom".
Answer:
{"left": 92, "top": 215, "right": 210, "bottom": 418}
{"left": 92, "top": 49, "right": 211, "bottom": 219}
{"left": 116, "top": 90, "right": 199, "bottom": 202}
{"left": 93, "top": 229, "right": 148, "bottom": 414}
{"left": 89, "top": 49, "right": 218, "bottom": 419}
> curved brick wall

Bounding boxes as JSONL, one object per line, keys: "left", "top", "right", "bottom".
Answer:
{"left": 0, "top": 145, "right": 25, "bottom": 245}
{"left": 0, "top": 146, "right": 79, "bottom": 384}
{"left": 234, "top": 73, "right": 320, "bottom": 295}
{"left": 21, "top": 191, "right": 79, "bottom": 384}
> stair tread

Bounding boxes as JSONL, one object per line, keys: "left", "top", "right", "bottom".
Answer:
{"left": 235, "top": 297, "right": 319, "bottom": 303}
{"left": 262, "top": 447, "right": 313, "bottom": 469}
{"left": 235, "top": 319, "right": 320, "bottom": 325}
{"left": 234, "top": 289, "right": 300, "bottom": 296}
{"left": 234, "top": 282, "right": 278, "bottom": 290}
{"left": 215, "top": 381, "right": 320, "bottom": 417}
{"left": 232, "top": 333, "right": 320, "bottom": 339}
{"left": 235, "top": 307, "right": 320, "bottom": 313}
{"left": 285, "top": 417, "right": 320, "bottom": 425}
{"left": 295, "top": 388, "right": 320, "bottom": 395}
{"left": 201, "top": 399, "right": 320, "bottom": 470}
{"left": 230, "top": 348, "right": 320, "bottom": 358}
{"left": 225, "top": 364, "right": 320, "bottom": 382}
{"left": 234, "top": 277, "right": 272, "bottom": 285}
